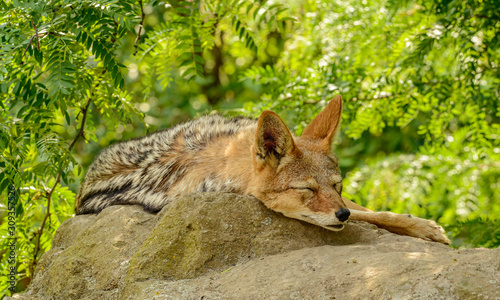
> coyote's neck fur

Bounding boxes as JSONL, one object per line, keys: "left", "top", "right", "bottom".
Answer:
{"left": 76, "top": 115, "right": 261, "bottom": 214}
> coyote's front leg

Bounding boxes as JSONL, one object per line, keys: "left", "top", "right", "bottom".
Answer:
{"left": 343, "top": 198, "right": 450, "bottom": 244}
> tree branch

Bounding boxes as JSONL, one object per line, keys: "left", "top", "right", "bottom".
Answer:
{"left": 21, "top": 35, "right": 36, "bottom": 64}
{"left": 30, "top": 96, "right": 92, "bottom": 279}
{"left": 22, "top": 18, "right": 57, "bottom": 64}
{"left": 473, "top": 14, "right": 500, "bottom": 21}
{"left": 30, "top": 16, "right": 40, "bottom": 51}
{"left": 133, "top": 0, "right": 145, "bottom": 56}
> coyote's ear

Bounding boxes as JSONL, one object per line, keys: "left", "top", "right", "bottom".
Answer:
{"left": 253, "top": 111, "right": 299, "bottom": 169}
{"left": 301, "top": 95, "right": 343, "bottom": 152}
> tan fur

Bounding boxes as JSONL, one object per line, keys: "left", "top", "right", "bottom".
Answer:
{"left": 75, "top": 95, "right": 450, "bottom": 244}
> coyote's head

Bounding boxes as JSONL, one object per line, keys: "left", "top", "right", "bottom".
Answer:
{"left": 248, "top": 95, "right": 350, "bottom": 231}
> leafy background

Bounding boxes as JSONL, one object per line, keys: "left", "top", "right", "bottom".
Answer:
{"left": 1, "top": 0, "right": 499, "bottom": 296}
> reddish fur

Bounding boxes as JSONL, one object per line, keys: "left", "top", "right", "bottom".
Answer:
{"left": 76, "top": 95, "right": 450, "bottom": 244}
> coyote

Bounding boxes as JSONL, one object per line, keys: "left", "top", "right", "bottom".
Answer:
{"left": 75, "top": 95, "right": 450, "bottom": 244}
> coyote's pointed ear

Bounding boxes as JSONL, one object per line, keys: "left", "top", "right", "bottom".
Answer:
{"left": 253, "top": 111, "right": 299, "bottom": 169}
{"left": 301, "top": 95, "right": 343, "bottom": 152}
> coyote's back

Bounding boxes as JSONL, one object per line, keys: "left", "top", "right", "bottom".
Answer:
{"left": 75, "top": 115, "right": 257, "bottom": 214}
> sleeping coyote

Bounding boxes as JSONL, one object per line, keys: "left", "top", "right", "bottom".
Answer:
{"left": 76, "top": 95, "right": 450, "bottom": 244}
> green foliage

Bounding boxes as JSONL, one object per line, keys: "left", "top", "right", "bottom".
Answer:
{"left": 137, "top": 0, "right": 291, "bottom": 88}
{"left": 1, "top": 0, "right": 499, "bottom": 297}
{"left": 446, "top": 217, "right": 500, "bottom": 249}
{"left": 0, "top": 0, "right": 145, "bottom": 296}
{"left": 0, "top": 0, "right": 290, "bottom": 296}
{"left": 240, "top": 0, "right": 499, "bottom": 248}
{"left": 342, "top": 129, "right": 500, "bottom": 247}
{"left": 242, "top": 0, "right": 499, "bottom": 151}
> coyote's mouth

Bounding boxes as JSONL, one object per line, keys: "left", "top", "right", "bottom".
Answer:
{"left": 325, "top": 224, "right": 345, "bottom": 231}
{"left": 297, "top": 214, "right": 346, "bottom": 231}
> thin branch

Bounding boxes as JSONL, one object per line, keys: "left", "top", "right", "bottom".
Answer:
{"left": 30, "top": 16, "right": 40, "bottom": 51}
{"left": 133, "top": 0, "right": 145, "bottom": 56}
{"left": 68, "top": 98, "right": 92, "bottom": 151}
{"left": 30, "top": 96, "right": 92, "bottom": 278}
{"left": 111, "top": 20, "right": 119, "bottom": 44}
{"left": 21, "top": 35, "right": 36, "bottom": 64}
{"left": 22, "top": 18, "right": 54, "bottom": 64}
{"left": 473, "top": 14, "right": 500, "bottom": 21}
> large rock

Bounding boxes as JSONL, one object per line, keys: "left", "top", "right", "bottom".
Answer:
{"left": 14, "top": 193, "right": 500, "bottom": 300}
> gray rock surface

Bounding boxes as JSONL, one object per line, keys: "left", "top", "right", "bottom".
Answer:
{"left": 12, "top": 193, "right": 500, "bottom": 300}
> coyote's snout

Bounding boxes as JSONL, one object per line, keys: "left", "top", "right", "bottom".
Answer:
{"left": 76, "top": 95, "right": 450, "bottom": 244}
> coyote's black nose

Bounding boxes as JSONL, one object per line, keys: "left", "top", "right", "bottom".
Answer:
{"left": 335, "top": 208, "right": 350, "bottom": 222}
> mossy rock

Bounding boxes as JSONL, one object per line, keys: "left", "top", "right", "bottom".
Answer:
{"left": 126, "top": 192, "right": 376, "bottom": 281}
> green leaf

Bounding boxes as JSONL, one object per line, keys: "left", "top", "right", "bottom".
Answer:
{"left": 112, "top": 65, "right": 119, "bottom": 78}
{"left": 114, "top": 73, "right": 122, "bottom": 88}
{"left": 178, "top": 59, "right": 193, "bottom": 68}
{"left": 34, "top": 47, "right": 43, "bottom": 65}
{"left": 106, "top": 60, "right": 116, "bottom": 73}
{"left": 17, "top": 105, "right": 30, "bottom": 118}
{"left": 0, "top": 178, "right": 9, "bottom": 195}
{"left": 177, "top": 52, "right": 192, "bottom": 62}
{"left": 104, "top": 53, "right": 111, "bottom": 66}
{"left": 194, "top": 54, "right": 203, "bottom": 64}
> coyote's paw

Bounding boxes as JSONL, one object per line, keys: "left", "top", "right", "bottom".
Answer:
{"left": 348, "top": 210, "right": 451, "bottom": 244}
{"left": 407, "top": 217, "right": 450, "bottom": 244}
